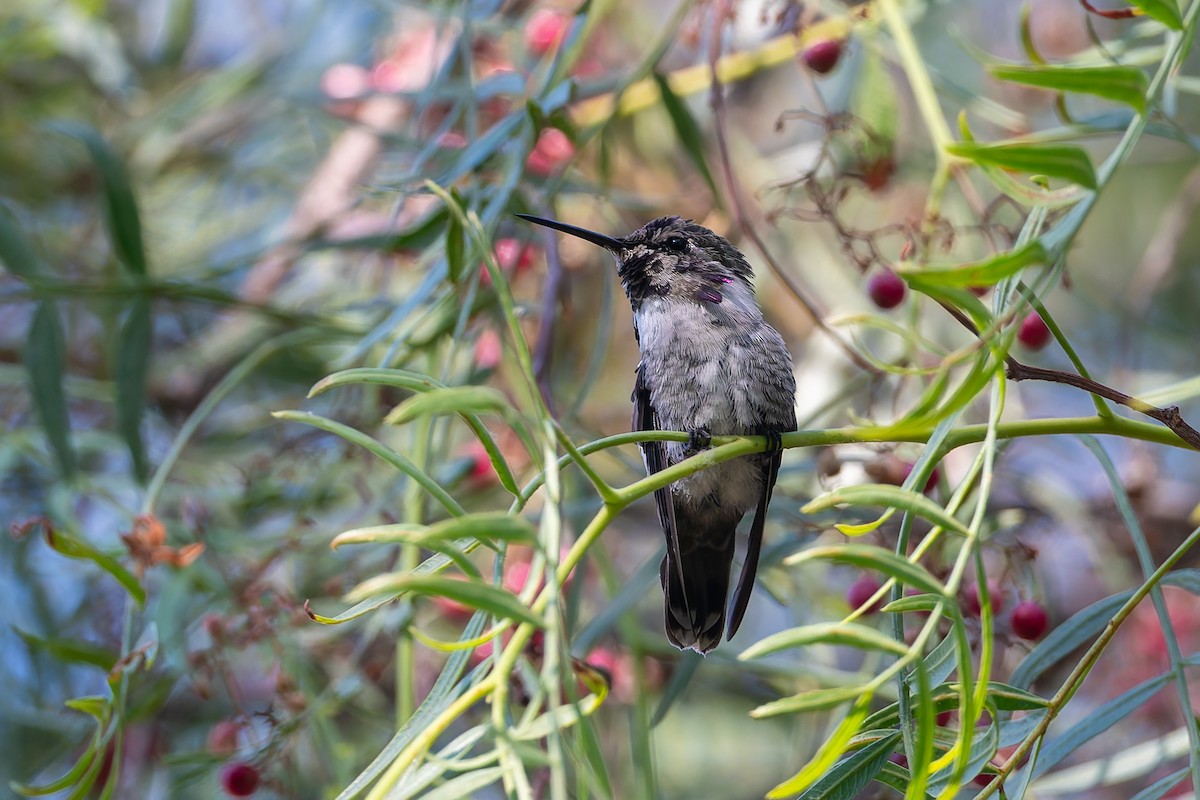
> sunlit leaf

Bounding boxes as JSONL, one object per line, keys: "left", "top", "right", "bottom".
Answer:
{"left": 343, "top": 574, "right": 542, "bottom": 627}
{"left": 946, "top": 141, "right": 1097, "bottom": 189}
{"left": 767, "top": 694, "right": 873, "bottom": 797}
{"left": 987, "top": 64, "right": 1148, "bottom": 112}
{"left": 384, "top": 386, "right": 516, "bottom": 425}
{"left": 750, "top": 685, "right": 869, "bottom": 718}
{"left": 803, "top": 485, "right": 972, "bottom": 537}
{"left": 740, "top": 622, "right": 908, "bottom": 660}
{"left": 793, "top": 730, "right": 902, "bottom": 799}
{"left": 1129, "top": 0, "right": 1184, "bottom": 28}
{"left": 785, "top": 544, "right": 946, "bottom": 595}
{"left": 332, "top": 512, "right": 535, "bottom": 549}
{"left": 899, "top": 241, "right": 1046, "bottom": 288}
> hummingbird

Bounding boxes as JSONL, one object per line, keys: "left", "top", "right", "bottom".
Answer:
{"left": 517, "top": 213, "right": 797, "bottom": 653}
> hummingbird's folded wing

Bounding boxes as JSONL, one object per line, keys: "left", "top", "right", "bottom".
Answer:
{"left": 726, "top": 445, "right": 781, "bottom": 640}
{"left": 632, "top": 364, "right": 687, "bottom": 593}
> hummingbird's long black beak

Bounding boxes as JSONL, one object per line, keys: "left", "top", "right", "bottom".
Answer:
{"left": 515, "top": 213, "right": 623, "bottom": 251}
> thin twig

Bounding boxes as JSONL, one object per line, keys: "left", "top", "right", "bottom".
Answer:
{"left": 937, "top": 299, "right": 1200, "bottom": 450}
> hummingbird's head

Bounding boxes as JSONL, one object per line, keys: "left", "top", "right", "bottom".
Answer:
{"left": 516, "top": 214, "right": 754, "bottom": 310}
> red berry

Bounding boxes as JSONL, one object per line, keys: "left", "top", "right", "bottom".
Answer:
{"left": 889, "top": 752, "right": 908, "bottom": 767}
{"left": 964, "top": 581, "right": 1004, "bottom": 617}
{"left": 974, "top": 771, "right": 997, "bottom": 788}
{"left": 802, "top": 39, "right": 843, "bottom": 74}
{"left": 847, "top": 574, "right": 884, "bottom": 614}
{"left": 867, "top": 270, "right": 906, "bottom": 309}
{"left": 525, "top": 9, "right": 569, "bottom": 55}
{"left": 220, "top": 762, "right": 260, "bottom": 797}
{"left": 936, "top": 710, "right": 952, "bottom": 726}
{"left": 1017, "top": 311, "right": 1052, "bottom": 350}
{"left": 1011, "top": 600, "right": 1049, "bottom": 640}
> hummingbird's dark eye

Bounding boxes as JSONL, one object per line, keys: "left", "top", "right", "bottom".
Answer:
{"left": 662, "top": 236, "right": 689, "bottom": 252}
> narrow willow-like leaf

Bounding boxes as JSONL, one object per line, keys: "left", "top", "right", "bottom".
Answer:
{"left": 750, "top": 685, "right": 869, "bottom": 718}
{"left": 332, "top": 512, "right": 535, "bottom": 549}
{"left": 786, "top": 544, "right": 945, "bottom": 595}
{"left": 14, "top": 629, "right": 117, "bottom": 671}
{"left": 946, "top": 141, "right": 1097, "bottom": 189}
{"left": 803, "top": 485, "right": 972, "bottom": 537}
{"left": 445, "top": 208, "right": 464, "bottom": 283}
{"left": 651, "top": 72, "right": 720, "bottom": 201}
{"left": 513, "top": 692, "right": 605, "bottom": 740}
{"left": 1128, "top": 0, "right": 1184, "bottom": 28}
{"left": 650, "top": 649, "right": 701, "bottom": 726}
{"left": 741, "top": 622, "right": 908, "bottom": 661}
{"left": 881, "top": 593, "right": 941, "bottom": 614}
{"left": 767, "top": 694, "right": 873, "bottom": 798}
{"left": 1033, "top": 673, "right": 1171, "bottom": 777}
{"left": 273, "top": 411, "right": 466, "bottom": 516}
{"left": 343, "top": 574, "right": 542, "bottom": 627}
{"left": 1130, "top": 768, "right": 1192, "bottom": 800}
{"left": 115, "top": 295, "right": 152, "bottom": 481}
{"left": 0, "top": 204, "right": 42, "bottom": 279}
{"left": 794, "top": 730, "right": 902, "bottom": 800}
{"left": 51, "top": 122, "right": 147, "bottom": 275}
{"left": 835, "top": 508, "right": 895, "bottom": 537}
{"left": 385, "top": 386, "right": 515, "bottom": 425}
{"left": 25, "top": 301, "right": 76, "bottom": 478}
{"left": 309, "top": 368, "right": 521, "bottom": 497}
{"left": 899, "top": 241, "right": 1046, "bottom": 288}
{"left": 417, "top": 767, "right": 504, "bottom": 800}
{"left": 43, "top": 527, "right": 145, "bottom": 605}
{"left": 987, "top": 64, "right": 1148, "bottom": 112}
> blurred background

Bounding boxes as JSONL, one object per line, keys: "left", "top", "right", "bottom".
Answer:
{"left": 4, "top": 0, "right": 1200, "bottom": 797}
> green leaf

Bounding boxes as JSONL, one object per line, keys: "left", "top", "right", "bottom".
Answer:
{"left": 803, "top": 485, "right": 972, "bottom": 537}
{"left": 115, "top": 295, "right": 152, "bottom": 482}
{"left": 384, "top": 386, "right": 515, "bottom": 425}
{"left": 51, "top": 122, "right": 148, "bottom": 276}
{"left": 1129, "top": 0, "right": 1184, "bottom": 28}
{"left": 343, "top": 574, "right": 542, "bottom": 627}
{"left": 25, "top": 301, "right": 75, "bottom": 478}
{"left": 650, "top": 649, "right": 702, "bottom": 726}
{"left": 417, "top": 767, "right": 504, "bottom": 800}
{"left": 652, "top": 73, "right": 720, "bottom": 201}
{"left": 1131, "top": 768, "right": 1192, "bottom": 800}
{"left": 42, "top": 526, "right": 145, "bottom": 605}
{"left": 881, "top": 593, "right": 940, "bottom": 614}
{"left": 899, "top": 241, "right": 1046, "bottom": 288}
{"left": 332, "top": 512, "right": 536, "bottom": 549}
{"left": 767, "top": 694, "right": 874, "bottom": 798}
{"left": 15, "top": 629, "right": 118, "bottom": 671}
{"left": 63, "top": 695, "right": 111, "bottom": 720}
{"left": 785, "top": 544, "right": 946, "bottom": 595}
{"left": 946, "top": 141, "right": 1097, "bottom": 189}
{"left": 446, "top": 209, "right": 464, "bottom": 283}
{"left": 794, "top": 731, "right": 902, "bottom": 800}
{"left": 0, "top": 204, "right": 42, "bottom": 279}
{"left": 986, "top": 64, "right": 1148, "bottom": 112}
{"left": 1033, "top": 672, "right": 1170, "bottom": 777}
{"left": 750, "top": 685, "right": 869, "bottom": 718}
{"left": 740, "top": 622, "right": 908, "bottom": 661}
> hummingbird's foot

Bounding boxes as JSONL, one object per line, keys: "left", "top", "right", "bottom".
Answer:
{"left": 758, "top": 429, "right": 784, "bottom": 454}
{"left": 686, "top": 427, "right": 712, "bottom": 456}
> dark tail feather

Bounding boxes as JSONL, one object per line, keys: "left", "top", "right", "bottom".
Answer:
{"left": 660, "top": 533, "right": 735, "bottom": 654}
